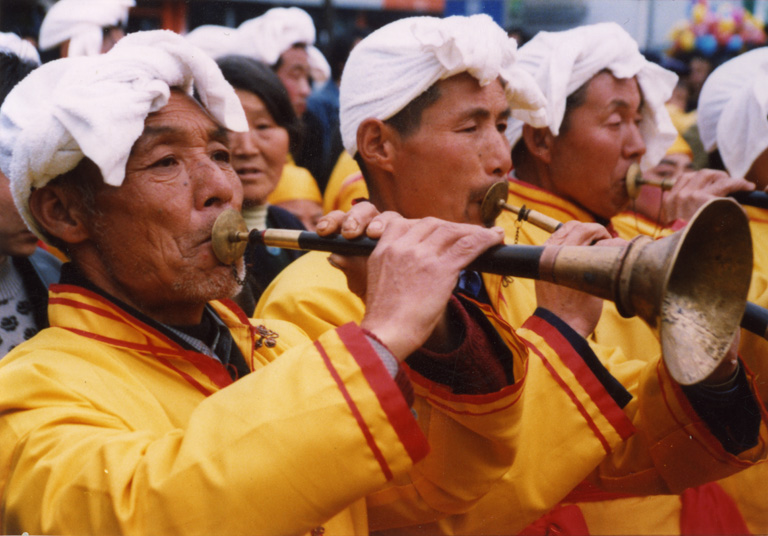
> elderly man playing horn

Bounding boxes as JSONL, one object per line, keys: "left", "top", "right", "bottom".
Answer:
{"left": 0, "top": 29, "right": 590, "bottom": 535}
{"left": 461, "top": 22, "right": 764, "bottom": 536}
{"left": 699, "top": 47, "right": 768, "bottom": 290}
{"left": 496, "top": 23, "right": 755, "bottom": 363}
{"left": 256, "top": 16, "right": 768, "bottom": 534}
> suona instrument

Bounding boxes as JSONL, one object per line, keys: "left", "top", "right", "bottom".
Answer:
{"left": 211, "top": 198, "right": 753, "bottom": 385}
{"left": 481, "top": 181, "right": 563, "bottom": 232}
{"left": 481, "top": 178, "right": 768, "bottom": 347}
{"left": 625, "top": 162, "right": 768, "bottom": 207}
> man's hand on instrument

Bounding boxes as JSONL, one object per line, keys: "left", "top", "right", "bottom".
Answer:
{"left": 536, "top": 222, "right": 616, "bottom": 338}
{"left": 317, "top": 202, "right": 403, "bottom": 298}
{"left": 316, "top": 201, "right": 391, "bottom": 239}
{"left": 327, "top": 213, "right": 504, "bottom": 361}
{"left": 661, "top": 169, "right": 753, "bottom": 225}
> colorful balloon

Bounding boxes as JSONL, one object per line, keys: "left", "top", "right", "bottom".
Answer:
{"left": 679, "top": 28, "right": 696, "bottom": 51}
{"left": 692, "top": 2, "right": 707, "bottom": 24}
{"left": 718, "top": 18, "right": 735, "bottom": 36}
{"left": 696, "top": 33, "right": 718, "bottom": 55}
{"left": 726, "top": 34, "right": 743, "bottom": 52}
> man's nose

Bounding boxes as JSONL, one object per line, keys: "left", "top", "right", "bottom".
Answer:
{"left": 231, "top": 131, "right": 261, "bottom": 157}
{"left": 193, "top": 158, "right": 239, "bottom": 209}
{"left": 298, "top": 76, "right": 312, "bottom": 98}
{"left": 485, "top": 129, "right": 513, "bottom": 177}
{"left": 624, "top": 121, "right": 646, "bottom": 160}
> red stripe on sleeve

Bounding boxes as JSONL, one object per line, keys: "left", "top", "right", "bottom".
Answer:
{"left": 314, "top": 337, "right": 394, "bottom": 481}
{"left": 337, "top": 323, "right": 429, "bottom": 464}
{"left": 525, "top": 315, "right": 635, "bottom": 441}
{"left": 523, "top": 338, "right": 612, "bottom": 455}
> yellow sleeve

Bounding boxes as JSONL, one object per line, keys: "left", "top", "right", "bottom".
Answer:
{"left": 260, "top": 256, "right": 635, "bottom": 530}
{"left": 369, "top": 305, "right": 640, "bottom": 533}
{"left": 0, "top": 324, "right": 425, "bottom": 535}
{"left": 374, "top": 311, "right": 768, "bottom": 535}
{"left": 256, "top": 251, "right": 365, "bottom": 339}
{"left": 607, "top": 354, "right": 768, "bottom": 492}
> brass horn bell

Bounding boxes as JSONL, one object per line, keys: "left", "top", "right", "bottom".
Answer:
{"left": 212, "top": 198, "right": 753, "bottom": 385}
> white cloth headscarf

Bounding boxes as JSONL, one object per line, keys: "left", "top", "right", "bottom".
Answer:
{"left": 339, "top": 14, "right": 547, "bottom": 156}
{"left": 184, "top": 25, "right": 240, "bottom": 61}
{"left": 0, "top": 29, "right": 248, "bottom": 241}
{"left": 235, "top": 7, "right": 330, "bottom": 83}
{"left": 0, "top": 32, "right": 40, "bottom": 65}
{"left": 39, "top": 0, "right": 135, "bottom": 57}
{"left": 698, "top": 47, "right": 768, "bottom": 179}
{"left": 506, "top": 22, "right": 678, "bottom": 171}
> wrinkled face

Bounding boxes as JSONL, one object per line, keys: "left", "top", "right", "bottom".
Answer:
{"left": 0, "top": 170, "right": 37, "bottom": 260}
{"left": 275, "top": 45, "right": 311, "bottom": 116}
{"left": 548, "top": 72, "right": 646, "bottom": 220}
{"left": 230, "top": 89, "right": 290, "bottom": 208}
{"left": 84, "top": 91, "right": 244, "bottom": 318}
{"left": 387, "top": 73, "right": 512, "bottom": 225}
{"left": 634, "top": 152, "right": 692, "bottom": 217}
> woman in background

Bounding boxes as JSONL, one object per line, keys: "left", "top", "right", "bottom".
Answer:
{"left": 217, "top": 55, "right": 307, "bottom": 314}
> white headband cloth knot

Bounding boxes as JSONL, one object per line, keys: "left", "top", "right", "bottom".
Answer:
{"left": 185, "top": 7, "right": 330, "bottom": 84}
{"left": 339, "top": 14, "right": 547, "bottom": 156}
{"left": 0, "top": 30, "right": 248, "bottom": 242}
{"left": 0, "top": 32, "right": 40, "bottom": 65}
{"left": 506, "top": 22, "right": 678, "bottom": 171}
{"left": 698, "top": 48, "right": 768, "bottom": 179}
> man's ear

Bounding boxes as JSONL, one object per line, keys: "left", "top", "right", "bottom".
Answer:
{"left": 356, "top": 118, "right": 398, "bottom": 174}
{"left": 28, "top": 184, "right": 92, "bottom": 245}
{"left": 522, "top": 124, "right": 555, "bottom": 165}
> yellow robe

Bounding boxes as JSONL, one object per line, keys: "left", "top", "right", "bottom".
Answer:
{"left": 0, "top": 283, "right": 542, "bottom": 535}
{"left": 485, "top": 178, "right": 768, "bottom": 536}
{"left": 611, "top": 209, "right": 684, "bottom": 241}
{"left": 256, "top": 247, "right": 768, "bottom": 534}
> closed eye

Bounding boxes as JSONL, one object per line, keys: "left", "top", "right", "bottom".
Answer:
{"left": 212, "top": 150, "right": 231, "bottom": 163}
{"left": 151, "top": 156, "right": 177, "bottom": 168}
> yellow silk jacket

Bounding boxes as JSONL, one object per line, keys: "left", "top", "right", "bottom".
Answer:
{"left": 256, "top": 243, "right": 768, "bottom": 534}
{"left": 479, "top": 178, "right": 768, "bottom": 536}
{"left": 0, "top": 282, "right": 542, "bottom": 535}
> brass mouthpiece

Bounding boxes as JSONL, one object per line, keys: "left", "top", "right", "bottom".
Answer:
{"left": 625, "top": 162, "right": 675, "bottom": 199}
{"left": 481, "top": 181, "right": 563, "bottom": 233}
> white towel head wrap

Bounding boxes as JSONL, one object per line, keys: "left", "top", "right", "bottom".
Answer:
{"left": 39, "top": 0, "right": 135, "bottom": 57}
{"left": 0, "top": 29, "right": 248, "bottom": 242}
{"left": 235, "top": 7, "right": 330, "bottom": 83}
{"left": 184, "top": 25, "right": 240, "bottom": 61}
{"left": 0, "top": 32, "right": 40, "bottom": 65}
{"left": 698, "top": 48, "right": 768, "bottom": 179}
{"left": 339, "top": 14, "right": 547, "bottom": 156}
{"left": 506, "top": 22, "right": 678, "bottom": 171}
